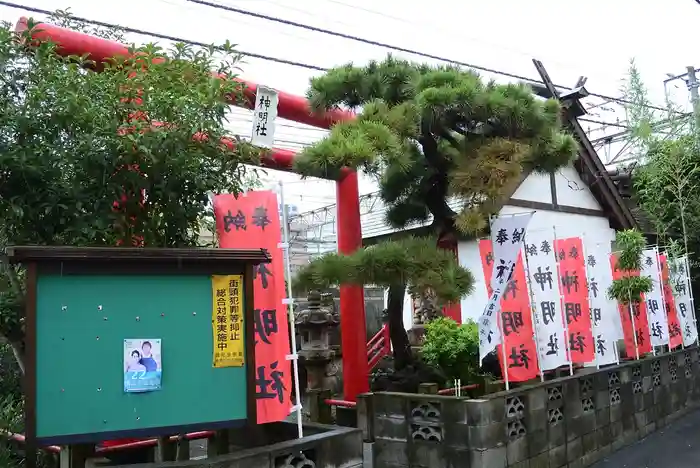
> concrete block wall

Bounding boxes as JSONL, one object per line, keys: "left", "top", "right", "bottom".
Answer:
{"left": 365, "top": 347, "right": 700, "bottom": 468}
{"left": 112, "top": 423, "right": 363, "bottom": 468}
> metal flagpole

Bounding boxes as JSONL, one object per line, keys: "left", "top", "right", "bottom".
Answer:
{"left": 489, "top": 214, "right": 510, "bottom": 391}
{"left": 523, "top": 232, "right": 545, "bottom": 382}
{"left": 278, "top": 181, "right": 304, "bottom": 439}
{"left": 552, "top": 226, "right": 574, "bottom": 376}
{"left": 581, "top": 234, "right": 600, "bottom": 370}
{"left": 683, "top": 256, "right": 698, "bottom": 346}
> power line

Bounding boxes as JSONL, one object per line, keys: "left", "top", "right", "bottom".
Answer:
{"left": 0, "top": 0, "right": 667, "bottom": 121}
{"left": 0, "top": 0, "right": 326, "bottom": 71}
{"left": 186, "top": 0, "right": 673, "bottom": 113}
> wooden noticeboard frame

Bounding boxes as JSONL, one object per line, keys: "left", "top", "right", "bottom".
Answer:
{"left": 6, "top": 246, "right": 269, "bottom": 457}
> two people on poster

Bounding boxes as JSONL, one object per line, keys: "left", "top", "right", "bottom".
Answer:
{"left": 124, "top": 338, "right": 162, "bottom": 393}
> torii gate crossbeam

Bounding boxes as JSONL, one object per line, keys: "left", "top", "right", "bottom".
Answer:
{"left": 17, "top": 18, "right": 369, "bottom": 401}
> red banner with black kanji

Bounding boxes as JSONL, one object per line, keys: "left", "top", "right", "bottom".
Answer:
{"left": 610, "top": 254, "right": 652, "bottom": 357}
{"left": 214, "top": 191, "right": 292, "bottom": 423}
{"left": 554, "top": 237, "right": 595, "bottom": 363}
{"left": 479, "top": 239, "right": 539, "bottom": 381}
{"left": 660, "top": 254, "right": 684, "bottom": 349}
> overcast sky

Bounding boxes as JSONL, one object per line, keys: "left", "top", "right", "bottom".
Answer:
{"left": 1, "top": 0, "right": 698, "bottom": 213}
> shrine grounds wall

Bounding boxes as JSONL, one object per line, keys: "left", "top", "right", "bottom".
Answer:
{"left": 112, "top": 422, "right": 363, "bottom": 468}
{"left": 359, "top": 347, "right": 700, "bottom": 468}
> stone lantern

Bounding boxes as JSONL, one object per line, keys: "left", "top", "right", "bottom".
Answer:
{"left": 296, "top": 290, "right": 338, "bottom": 390}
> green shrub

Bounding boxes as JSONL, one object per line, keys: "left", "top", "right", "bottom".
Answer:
{"left": 420, "top": 317, "right": 482, "bottom": 384}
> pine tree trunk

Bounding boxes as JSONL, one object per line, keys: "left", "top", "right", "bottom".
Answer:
{"left": 387, "top": 283, "right": 413, "bottom": 370}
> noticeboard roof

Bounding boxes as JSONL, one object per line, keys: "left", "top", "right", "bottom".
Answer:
{"left": 5, "top": 246, "right": 271, "bottom": 266}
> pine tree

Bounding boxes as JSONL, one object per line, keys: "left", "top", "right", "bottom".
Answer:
{"left": 293, "top": 56, "right": 578, "bottom": 370}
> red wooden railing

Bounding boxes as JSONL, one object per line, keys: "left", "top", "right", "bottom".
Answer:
{"left": 367, "top": 324, "right": 390, "bottom": 370}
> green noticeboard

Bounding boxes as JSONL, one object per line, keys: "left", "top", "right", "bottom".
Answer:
{"left": 7, "top": 246, "right": 268, "bottom": 446}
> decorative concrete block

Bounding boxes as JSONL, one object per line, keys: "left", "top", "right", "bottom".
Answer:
{"left": 374, "top": 393, "right": 410, "bottom": 418}
{"left": 374, "top": 415, "right": 409, "bottom": 440}
{"left": 469, "top": 445, "right": 506, "bottom": 468}
{"left": 523, "top": 408, "right": 547, "bottom": 433}
{"left": 598, "top": 443, "right": 612, "bottom": 457}
{"left": 547, "top": 421, "right": 566, "bottom": 449}
{"left": 466, "top": 398, "right": 506, "bottom": 426}
{"left": 610, "top": 421, "right": 623, "bottom": 439}
{"left": 582, "top": 431, "right": 598, "bottom": 455}
{"left": 633, "top": 410, "right": 647, "bottom": 430}
{"left": 548, "top": 444, "right": 566, "bottom": 468}
{"left": 595, "top": 406, "right": 610, "bottom": 427}
{"left": 526, "top": 429, "right": 547, "bottom": 458}
{"left": 609, "top": 403, "right": 622, "bottom": 423}
{"left": 595, "top": 424, "right": 611, "bottom": 448}
{"left": 468, "top": 421, "right": 506, "bottom": 450}
{"left": 528, "top": 451, "right": 548, "bottom": 468}
{"left": 580, "top": 448, "right": 602, "bottom": 467}
{"left": 442, "top": 448, "right": 471, "bottom": 468}
{"left": 523, "top": 387, "right": 547, "bottom": 411}
{"left": 566, "top": 437, "right": 582, "bottom": 463}
{"left": 374, "top": 438, "right": 410, "bottom": 467}
{"left": 508, "top": 460, "right": 530, "bottom": 468}
{"left": 506, "top": 436, "right": 528, "bottom": 465}
{"left": 441, "top": 399, "right": 469, "bottom": 425}
{"left": 443, "top": 422, "right": 469, "bottom": 449}
{"left": 594, "top": 390, "right": 610, "bottom": 409}
{"left": 562, "top": 379, "right": 580, "bottom": 402}
{"left": 408, "top": 440, "right": 445, "bottom": 467}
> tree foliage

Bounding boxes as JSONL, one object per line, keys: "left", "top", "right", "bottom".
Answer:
{"left": 294, "top": 237, "right": 474, "bottom": 303}
{"left": 420, "top": 317, "right": 483, "bottom": 384}
{"left": 292, "top": 56, "right": 578, "bottom": 372}
{"left": 620, "top": 59, "right": 700, "bottom": 265}
{"left": 608, "top": 229, "right": 652, "bottom": 304}
{"left": 0, "top": 15, "right": 258, "bottom": 370}
{"left": 294, "top": 56, "right": 578, "bottom": 236}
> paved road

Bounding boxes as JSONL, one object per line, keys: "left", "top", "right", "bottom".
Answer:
{"left": 592, "top": 408, "right": 700, "bottom": 468}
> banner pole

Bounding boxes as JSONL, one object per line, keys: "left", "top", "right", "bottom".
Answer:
{"left": 552, "top": 226, "right": 574, "bottom": 376}
{"left": 581, "top": 235, "right": 600, "bottom": 370}
{"left": 278, "top": 181, "right": 304, "bottom": 439}
{"left": 655, "top": 247, "right": 676, "bottom": 351}
{"left": 489, "top": 215, "right": 510, "bottom": 391}
{"left": 628, "top": 290, "right": 640, "bottom": 360}
{"left": 683, "top": 256, "right": 698, "bottom": 347}
{"left": 522, "top": 233, "right": 545, "bottom": 382}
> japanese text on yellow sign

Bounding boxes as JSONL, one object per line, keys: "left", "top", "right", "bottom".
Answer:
{"left": 212, "top": 275, "right": 245, "bottom": 367}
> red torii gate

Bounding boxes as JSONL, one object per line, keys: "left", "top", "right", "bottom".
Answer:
{"left": 16, "top": 18, "right": 370, "bottom": 401}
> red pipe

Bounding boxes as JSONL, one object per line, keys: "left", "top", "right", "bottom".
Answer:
{"left": 96, "top": 431, "right": 214, "bottom": 454}
{"left": 324, "top": 399, "right": 357, "bottom": 408}
{"left": 18, "top": 17, "right": 368, "bottom": 402}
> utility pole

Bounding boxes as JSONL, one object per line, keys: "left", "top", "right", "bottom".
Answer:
{"left": 686, "top": 66, "right": 700, "bottom": 129}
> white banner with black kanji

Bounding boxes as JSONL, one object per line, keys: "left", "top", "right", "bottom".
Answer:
{"left": 641, "top": 248, "right": 670, "bottom": 348}
{"left": 478, "top": 212, "right": 534, "bottom": 363}
{"left": 523, "top": 230, "right": 568, "bottom": 370}
{"left": 671, "top": 255, "right": 698, "bottom": 346}
{"left": 584, "top": 240, "right": 619, "bottom": 366}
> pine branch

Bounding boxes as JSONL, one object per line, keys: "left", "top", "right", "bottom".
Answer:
{"left": 293, "top": 236, "right": 474, "bottom": 305}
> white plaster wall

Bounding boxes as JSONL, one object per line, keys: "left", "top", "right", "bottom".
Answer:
{"left": 554, "top": 166, "right": 600, "bottom": 209}
{"left": 384, "top": 166, "right": 617, "bottom": 329}
{"left": 511, "top": 172, "right": 552, "bottom": 204}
